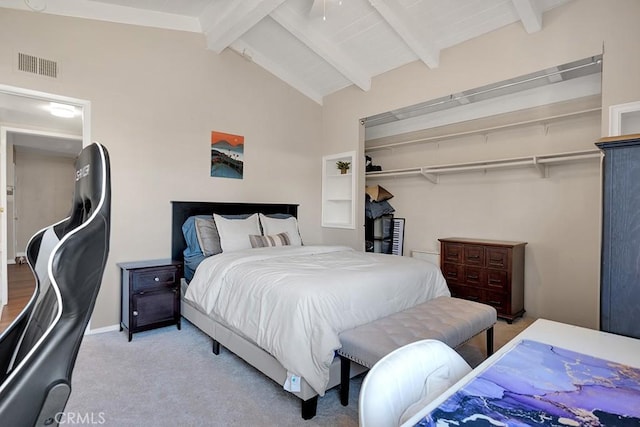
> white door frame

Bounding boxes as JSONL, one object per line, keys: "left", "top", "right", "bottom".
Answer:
{"left": 609, "top": 100, "right": 640, "bottom": 136}
{"left": 0, "top": 84, "right": 91, "bottom": 307}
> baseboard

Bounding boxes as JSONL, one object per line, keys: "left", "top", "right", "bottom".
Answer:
{"left": 9, "top": 252, "right": 27, "bottom": 265}
{"left": 86, "top": 324, "right": 120, "bottom": 335}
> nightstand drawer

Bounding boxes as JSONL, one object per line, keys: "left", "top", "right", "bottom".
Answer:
{"left": 132, "top": 290, "right": 179, "bottom": 329}
{"left": 132, "top": 267, "right": 179, "bottom": 292}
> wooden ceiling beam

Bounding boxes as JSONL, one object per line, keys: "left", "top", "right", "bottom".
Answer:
{"left": 228, "top": 39, "right": 324, "bottom": 105}
{"left": 369, "top": 0, "right": 440, "bottom": 69}
{"left": 201, "top": 0, "right": 287, "bottom": 54}
{"left": 270, "top": 6, "right": 372, "bottom": 92}
{"left": 511, "top": 0, "right": 542, "bottom": 33}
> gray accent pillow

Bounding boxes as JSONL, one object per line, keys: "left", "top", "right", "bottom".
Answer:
{"left": 194, "top": 217, "right": 222, "bottom": 256}
{"left": 249, "top": 232, "right": 291, "bottom": 248}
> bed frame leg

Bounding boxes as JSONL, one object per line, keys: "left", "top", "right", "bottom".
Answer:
{"left": 486, "top": 326, "right": 494, "bottom": 357}
{"left": 301, "top": 396, "right": 318, "bottom": 420}
{"left": 339, "top": 355, "right": 350, "bottom": 406}
{"left": 212, "top": 339, "right": 220, "bottom": 355}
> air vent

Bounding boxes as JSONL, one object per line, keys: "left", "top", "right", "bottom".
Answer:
{"left": 17, "top": 52, "right": 58, "bottom": 78}
{"left": 38, "top": 58, "right": 57, "bottom": 78}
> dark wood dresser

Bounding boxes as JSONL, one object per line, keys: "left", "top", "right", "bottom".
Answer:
{"left": 118, "top": 259, "right": 182, "bottom": 341}
{"left": 439, "top": 238, "right": 526, "bottom": 323}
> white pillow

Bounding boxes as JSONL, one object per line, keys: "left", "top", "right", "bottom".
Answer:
{"left": 259, "top": 213, "right": 302, "bottom": 246}
{"left": 213, "top": 213, "right": 261, "bottom": 252}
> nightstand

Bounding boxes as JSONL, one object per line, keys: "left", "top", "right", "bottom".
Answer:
{"left": 118, "top": 259, "right": 182, "bottom": 341}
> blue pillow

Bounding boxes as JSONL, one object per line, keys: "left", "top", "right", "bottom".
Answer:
{"left": 266, "top": 213, "right": 293, "bottom": 219}
{"left": 182, "top": 213, "right": 253, "bottom": 257}
{"left": 182, "top": 215, "right": 211, "bottom": 259}
{"left": 182, "top": 213, "right": 254, "bottom": 282}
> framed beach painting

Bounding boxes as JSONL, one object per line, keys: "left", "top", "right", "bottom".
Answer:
{"left": 211, "top": 130, "right": 244, "bottom": 179}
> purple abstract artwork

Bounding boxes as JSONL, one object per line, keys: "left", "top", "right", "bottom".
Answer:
{"left": 417, "top": 339, "right": 640, "bottom": 426}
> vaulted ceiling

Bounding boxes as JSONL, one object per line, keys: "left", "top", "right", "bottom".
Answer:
{"left": 2, "top": 0, "right": 572, "bottom": 104}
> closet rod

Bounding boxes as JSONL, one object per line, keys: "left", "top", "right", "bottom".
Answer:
{"left": 365, "top": 107, "right": 601, "bottom": 152}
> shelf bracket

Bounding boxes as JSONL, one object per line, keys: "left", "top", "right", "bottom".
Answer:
{"left": 532, "top": 156, "right": 547, "bottom": 178}
{"left": 420, "top": 168, "right": 439, "bottom": 184}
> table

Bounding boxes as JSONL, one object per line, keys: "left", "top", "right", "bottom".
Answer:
{"left": 402, "top": 318, "right": 640, "bottom": 426}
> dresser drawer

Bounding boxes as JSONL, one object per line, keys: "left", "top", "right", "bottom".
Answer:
{"left": 442, "top": 263, "right": 463, "bottom": 284}
{"left": 448, "top": 284, "right": 483, "bottom": 303}
{"left": 486, "top": 247, "right": 509, "bottom": 269}
{"left": 463, "top": 266, "right": 486, "bottom": 286}
{"left": 486, "top": 270, "right": 508, "bottom": 291}
{"left": 132, "top": 267, "right": 179, "bottom": 293}
{"left": 464, "top": 245, "right": 485, "bottom": 266}
{"left": 442, "top": 243, "right": 463, "bottom": 263}
{"left": 483, "top": 290, "right": 508, "bottom": 314}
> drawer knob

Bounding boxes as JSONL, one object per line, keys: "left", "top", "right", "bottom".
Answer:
{"left": 133, "top": 311, "right": 139, "bottom": 316}
{"left": 154, "top": 277, "right": 160, "bottom": 282}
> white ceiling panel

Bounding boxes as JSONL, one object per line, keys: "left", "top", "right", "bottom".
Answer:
{"left": 0, "top": 0, "right": 573, "bottom": 104}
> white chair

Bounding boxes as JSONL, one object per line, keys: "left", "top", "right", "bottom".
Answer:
{"left": 358, "top": 339, "right": 472, "bottom": 427}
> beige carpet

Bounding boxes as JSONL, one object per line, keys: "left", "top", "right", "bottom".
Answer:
{"left": 65, "top": 316, "right": 535, "bottom": 426}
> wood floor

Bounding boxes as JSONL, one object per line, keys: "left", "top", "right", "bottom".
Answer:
{"left": 0, "top": 263, "right": 36, "bottom": 333}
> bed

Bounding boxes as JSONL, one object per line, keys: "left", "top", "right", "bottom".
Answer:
{"left": 170, "top": 201, "right": 450, "bottom": 419}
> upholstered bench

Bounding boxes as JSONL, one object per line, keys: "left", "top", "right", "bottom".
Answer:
{"left": 338, "top": 296, "right": 497, "bottom": 406}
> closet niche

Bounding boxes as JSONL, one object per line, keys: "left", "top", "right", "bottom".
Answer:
{"left": 360, "top": 55, "right": 603, "bottom": 262}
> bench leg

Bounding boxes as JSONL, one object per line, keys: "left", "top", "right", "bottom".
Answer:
{"left": 301, "top": 396, "right": 318, "bottom": 419}
{"left": 340, "top": 355, "right": 350, "bottom": 406}
{"left": 486, "top": 326, "right": 494, "bottom": 357}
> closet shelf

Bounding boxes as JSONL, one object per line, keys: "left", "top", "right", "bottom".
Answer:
{"left": 365, "top": 149, "right": 602, "bottom": 184}
{"left": 365, "top": 108, "right": 601, "bottom": 152}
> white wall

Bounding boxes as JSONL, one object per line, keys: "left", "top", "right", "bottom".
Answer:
{"left": 368, "top": 112, "right": 601, "bottom": 327}
{"left": 14, "top": 148, "right": 76, "bottom": 252}
{"left": 321, "top": 0, "right": 640, "bottom": 328}
{"left": 0, "top": 8, "right": 323, "bottom": 328}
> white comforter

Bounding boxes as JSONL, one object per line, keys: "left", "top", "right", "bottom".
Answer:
{"left": 185, "top": 245, "right": 450, "bottom": 395}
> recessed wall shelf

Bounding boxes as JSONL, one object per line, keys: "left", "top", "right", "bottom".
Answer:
{"left": 365, "top": 107, "right": 601, "bottom": 152}
{"left": 365, "top": 149, "right": 602, "bottom": 184}
{"left": 322, "top": 151, "right": 356, "bottom": 228}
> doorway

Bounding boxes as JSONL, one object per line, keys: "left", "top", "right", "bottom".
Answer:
{"left": 0, "top": 84, "right": 90, "bottom": 314}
